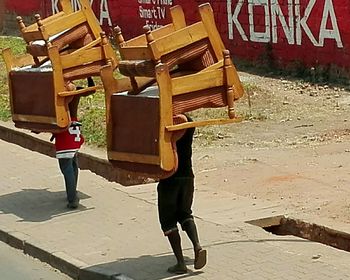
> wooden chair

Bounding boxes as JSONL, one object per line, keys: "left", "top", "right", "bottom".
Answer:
{"left": 2, "top": 30, "right": 115, "bottom": 133}
{"left": 2, "top": 0, "right": 118, "bottom": 133}
{"left": 99, "top": 3, "right": 244, "bottom": 179}
{"left": 100, "top": 49, "right": 243, "bottom": 179}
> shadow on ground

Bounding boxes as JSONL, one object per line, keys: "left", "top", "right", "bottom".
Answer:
{"left": 83, "top": 254, "right": 203, "bottom": 280}
{"left": 0, "top": 188, "right": 91, "bottom": 222}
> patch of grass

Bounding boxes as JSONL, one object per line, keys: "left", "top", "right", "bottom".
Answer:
{"left": 0, "top": 36, "right": 26, "bottom": 55}
{"left": 0, "top": 37, "right": 27, "bottom": 121}
{"left": 189, "top": 108, "right": 233, "bottom": 146}
{"left": 78, "top": 88, "right": 106, "bottom": 147}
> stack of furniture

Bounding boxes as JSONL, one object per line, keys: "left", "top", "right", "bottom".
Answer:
{"left": 100, "top": 3, "right": 244, "bottom": 180}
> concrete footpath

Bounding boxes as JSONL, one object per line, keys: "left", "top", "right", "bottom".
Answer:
{"left": 1, "top": 124, "right": 350, "bottom": 279}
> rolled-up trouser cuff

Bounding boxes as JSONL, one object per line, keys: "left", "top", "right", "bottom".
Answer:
{"left": 163, "top": 226, "right": 178, "bottom": 236}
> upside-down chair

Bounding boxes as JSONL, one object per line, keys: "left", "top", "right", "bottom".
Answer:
{"left": 2, "top": 0, "right": 117, "bottom": 133}
{"left": 100, "top": 3, "right": 244, "bottom": 180}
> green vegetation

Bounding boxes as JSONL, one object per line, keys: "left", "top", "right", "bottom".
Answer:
{"left": 0, "top": 36, "right": 27, "bottom": 121}
{"left": 78, "top": 86, "right": 107, "bottom": 147}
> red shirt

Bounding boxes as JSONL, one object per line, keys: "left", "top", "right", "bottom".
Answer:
{"left": 54, "top": 118, "right": 84, "bottom": 159}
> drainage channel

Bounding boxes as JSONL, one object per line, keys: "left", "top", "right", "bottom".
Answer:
{"left": 246, "top": 215, "right": 350, "bottom": 253}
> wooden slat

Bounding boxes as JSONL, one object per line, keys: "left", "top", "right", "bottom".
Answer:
{"left": 123, "top": 24, "right": 175, "bottom": 47}
{"left": 47, "top": 45, "right": 69, "bottom": 128}
{"left": 119, "top": 46, "right": 152, "bottom": 60}
{"left": 43, "top": 11, "right": 86, "bottom": 37}
{"left": 60, "top": 47, "right": 103, "bottom": 69}
{"left": 166, "top": 118, "right": 242, "bottom": 131}
{"left": 156, "top": 63, "right": 176, "bottom": 171}
{"left": 39, "top": 11, "right": 66, "bottom": 25}
{"left": 170, "top": 5, "right": 186, "bottom": 30}
{"left": 149, "top": 22, "right": 207, "bottom": 59}
{"left": 22, "top": 30, "right": 44, "bottom": 42}
{"left": 198, "top": 3, "right": 225, "bottom": 61}
{"left": 200, "top": 60, "right": 224, "bottom": 72}
{"left": 150, "top": 24, "right": 176, "bottom": 40}
{"left": 2, "top": 48, "right": 13, "bottom": 71}
{"left": 12, "top": 114, "right": 57, "bottom": 124}
{"left": 25, "top": 12, "right": 66, "bottom": 32}
{"left": 79, "top": 0, "right": 102, "bottom": 39}
{"left": 172, "top": 69, "right": 224, "bottom": 96}
{"left": 3, "top": 49, "right": 34, "bottom": 71}
{"left": 108, "top": 151, "right": 160, "bottom": 165}
{"left": 122, "top": 33, "right": 147, "bottom": 46}
{"left": 100, "top": 65, "right": 117, "bottom": 151}
{"left": 230, "top": 63, "right": 245, "bottom": 99}
{"left": 58, "top": 85, "right": 102, "bottom": 97}
{"left": 70, "top": 38, "right": 101, "bottom": 54}
{"left": 59, "top": 0, "right": 73, "bottom": 13}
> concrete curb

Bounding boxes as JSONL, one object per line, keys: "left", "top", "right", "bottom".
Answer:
{"left": 0, "top": 227, "right": 133, "bottom": 280}
{"left": 0, "top": 122, "right": 145, "bottom": 186}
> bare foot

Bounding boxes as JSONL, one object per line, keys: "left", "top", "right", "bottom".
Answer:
{"left": 167, "top": 263, "right": 188, "bottom": 274}
{"left": 194, "top": 249, "right": 207, "bottom": 269}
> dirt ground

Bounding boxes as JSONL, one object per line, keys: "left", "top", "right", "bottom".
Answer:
{"left": 192, "top": 71, "right": 350, "bottom": 228}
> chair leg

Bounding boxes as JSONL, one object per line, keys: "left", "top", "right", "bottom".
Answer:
{"left": 223, "top": 50, "right": 235, "bottom": 119}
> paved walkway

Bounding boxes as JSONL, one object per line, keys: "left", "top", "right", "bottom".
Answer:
{"left": 1, "top": 138, "right": 350, "bottom": 280}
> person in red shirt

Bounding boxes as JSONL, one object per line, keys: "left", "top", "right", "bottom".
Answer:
{"left": 53, "top": 78, "right": 94, "bottom": 209}
{"left": 54, "top": 95, "right": 84, "bottom": 209}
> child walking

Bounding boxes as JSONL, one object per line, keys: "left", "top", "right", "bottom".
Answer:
{"left": 53, "top": 77, "right": 95, "bottom": 209}
{"left": 54, "top": 95, "right": 84, "bottom": 209}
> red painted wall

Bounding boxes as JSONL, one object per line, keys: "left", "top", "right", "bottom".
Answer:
{"left": 4, "top": 0, "right": 350, "bottom": 73}
{"left": 5, "top": 0, "right": 41, "bottom": 16}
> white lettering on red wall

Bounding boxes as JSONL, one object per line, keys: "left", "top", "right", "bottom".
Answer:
{"left": 51, "top": 0, "right": 112, "bottom": 26}
{"left": 137, "top": 0, "right": 173, "bottom": 30}
{"left": 227, "top": 0, "right": 343, "bottom": 48}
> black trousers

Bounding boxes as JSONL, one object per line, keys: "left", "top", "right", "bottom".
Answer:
{"left": 157, "top": 176, "right": 194, "bottom": 235}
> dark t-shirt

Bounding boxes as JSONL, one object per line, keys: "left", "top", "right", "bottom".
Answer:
{"left": 161, "top": 116, "right": 195, "bottom": 181}
{"left": 173, "top": 124, "right": 195, "bottom": 178}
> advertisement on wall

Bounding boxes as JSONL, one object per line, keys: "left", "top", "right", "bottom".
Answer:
{"left": 4, "top": 0, "right": 350, "bottom": 71}
{"left": 42, "top": 0, "right": 194, "bottom": 38}
{"left": 226, "top": 0, "right": 350, "bottom": 67}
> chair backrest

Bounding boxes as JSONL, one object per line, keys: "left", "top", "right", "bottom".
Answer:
{"left": 17, "top": 0, "right": 103, "bottom": 67}
{"left": 116, "top": 3, "right": 224, "bottom": 69}
{"left": 114, "top": 5, "right": 187, "bottom": 61}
